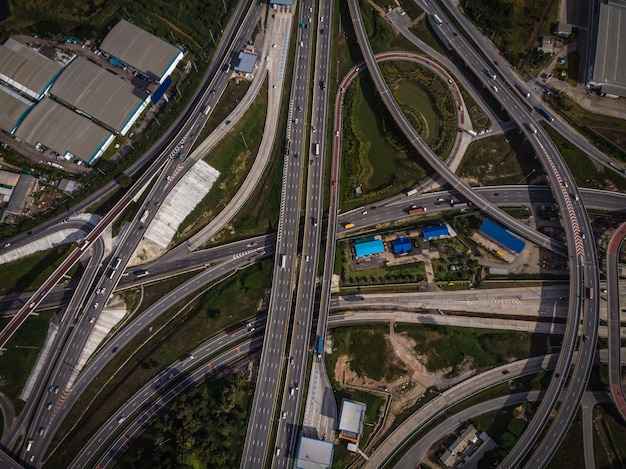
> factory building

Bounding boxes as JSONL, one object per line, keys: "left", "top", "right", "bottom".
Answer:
{"left": 338, "top": 399, "right": 367, "bottom": 446}
{"left": 354, "top": 237, "right": 385, "bottom": 259}
{"left": 0, "top": 38, "right": 64, "bottom": 101}
{"left": 49, "top": 57, "right": 150, "bottom": 135}
{"left": 422, "top": 224, "right": 450, "bottom": 240}
{"left": 15, "top": 97, "right": 114, "bottom": 164}
{"left": 295, "top": 437, "right": 334, "bottom": 469}
{"left": 479, "top": 219, "right": 526, "bottom": 254}
{"left": 586, "top": 0, "right": 626, "bottom": 97}
{"left": 0, "top": 85, "right": 33, "bottom": 133}
{"left": 99, "top": 19, "right": 184, "bottom": 84}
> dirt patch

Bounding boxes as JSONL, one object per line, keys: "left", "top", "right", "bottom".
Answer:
{"left": 332, "top": 324, "right": 477, "bottom": 446}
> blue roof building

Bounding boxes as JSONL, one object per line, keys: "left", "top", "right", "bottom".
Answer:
{"left": 423, "top": 225, "right": 450, "bottom": 240}
{"left": 479, "top": 219, "right": 526, "bottom": 253}
{"left": 234, "top": 47, "right": 259, "bottom": 76}
{"left": 392, "top": 237, "right": 412, "bottom": 254}
{"left": 354, "top": 238, "right": 385, "bottom": 258}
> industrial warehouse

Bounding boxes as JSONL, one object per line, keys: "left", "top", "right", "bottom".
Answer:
{"left": 49, "top": 57, "right": 150, "bottom": 135}
{"left": 98, "top": 20, "right": 184, "bottom": 84}
{"left": 0, "top": 19, "right": 184, "bottom": 165}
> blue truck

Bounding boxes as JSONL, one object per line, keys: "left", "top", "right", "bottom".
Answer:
{"left": 538, "top": 106, "right": 555, "bottom": 122}
{"left": 316, "top": 337, "right": 323, "bottom": 357}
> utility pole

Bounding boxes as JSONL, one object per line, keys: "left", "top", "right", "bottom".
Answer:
{"left": 209, "top": 29, "right": 216, "bottom": 46}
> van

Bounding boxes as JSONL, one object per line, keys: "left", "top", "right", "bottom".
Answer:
{"left": 290, "top": 387, "right": 295, "bottom": 396}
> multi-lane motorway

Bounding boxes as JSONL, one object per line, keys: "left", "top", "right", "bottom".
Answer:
{"left": 240, "top": 2, "right": 315, "bottom": 466}
{"left": 0, "top": 0, "right": 622, "bottom": 467}
{"left": 347, "top": 0, "right": 599, "bottom": 466}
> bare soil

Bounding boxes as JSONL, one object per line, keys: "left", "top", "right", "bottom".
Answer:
{"left": 333, "top": 325, "right": 477, "bottom": 444}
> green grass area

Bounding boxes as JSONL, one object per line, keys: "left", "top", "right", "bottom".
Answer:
{"left": 408, "top": 13, "right": 447, "bottom": 56}
{"left": 331, "top": 388, "right": 385, "bottom": 467}
{"left": 430, "top": 237, "right": 480, "bottom": 283}
{"left": 0, "top": 245, "right": 76, "bottom": 295}
{"left": 397, "top": 0, "right": 424, "bottom": 21}
{"left": 172, "top": 81, "right": 268, "bottom": 245}
{"left": 47, "top": 260, "right": 272, "bottom": 466}
{"left": 1, "top": 0, "right": 232, "bottom": 53}
{"left": 457, "top": 130, "right": 544, "bottom": 186}
{"left": 394, "top": 324, "right": 549, "bottom": 374}
{"left": 328, "top": 326, "right": 406, "bottom": 382}
{"left": 358, "top": 0, "right": 421, "bottom": 54}
{"left": 471, "top": 401, "right": 539, "bottom": 466}
{"left": 395, "top": 83, "right": 443, "bottom": 149}
{"left": 134, "top": 271, "right": 200, "bottom": 314}
{"left": 542, "top": 124, "right": 626, "bottom": 192}
{"left": 553, "top": 51, "right": 580, "bottom": 85}
{"left": 544, "top": 93, "right": 626, "bottom": 164}
{"left": 192, "top": 79, "right": 252, "bottom": 149}
{"left": 593, "top": 404, "right": 626, "bottom": 468}
{"left": 460, "top": 0, "right": 559, "bottom": 70}
{"left": 0, "top": 311, "right": 55, "bottom": 409}
{"left": 119, "top": 375, "right": 252, "bottom": 468}
{"left": 340, "top": 75, "right": 430, "bottom": 209}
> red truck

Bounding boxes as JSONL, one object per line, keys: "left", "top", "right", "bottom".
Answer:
{"left": 408, "top": 205, "right": 427, "bottom": 215}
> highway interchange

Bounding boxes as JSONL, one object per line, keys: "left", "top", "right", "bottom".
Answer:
{"left": 0, "top": 0, "right": 624, "bottom": 467}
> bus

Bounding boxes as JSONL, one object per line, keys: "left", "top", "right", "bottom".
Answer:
{"left": 139, "top": 209, "right": 149, "bottom": 224}
{"left": 313, "top": 143, "right": 320, "bottom": 156}
{"left": 316, "top": 337, "right": 324, "bottom": 357}
{"left": 432, "top": 14, "right": 443, "bottom": 25}
{"left": 538, "top": 106, "right": 555, "bottom": 122}
{"left": 406, "top": 188, "right": 418, "bottom": 196}
{"left": 280, "top": 254, "right": 287, "bottom": 269}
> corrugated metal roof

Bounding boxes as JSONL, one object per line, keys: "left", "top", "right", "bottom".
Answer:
{"left": 0, "top": 39, "right": 63, "bottom": 98}
{"left": 15, "top": 97, "right": 113, "bottom": 162}
{"left": 99, "top": 20, "right": 183, "bottom": 81}
{"left": 295, "top": 437, "right": 334, "bottom": 469}
{"left": 338, "top": 400, "right": 366, "bottom": 434}
{"left": 234, "top": 50, "right": 258, "bottom": 74}
{"left": 354, "top": 238, "right": 385, "bottom": 258}
{"left": 392, "top": 237, "right": 412, "bottom": 254}
{"left": 0, "top": 170, "right": 20, "bottom": 187}
{"left": 50, "top": 57, "right": 147, "bottom": 133}
{"left": 423, "top": 225, "right": 450, "bottom": 240}
{"left": 479, "top": 219, "right": 526, "bottom": 253}
{"left": 591, "top": 0, "right": 626, "bottom": 97}
{"left": 0, "top": 84, "right": 32, "bottom": 133}
{"left": 6, "top": 174, "right": 35, "bottom": 214}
